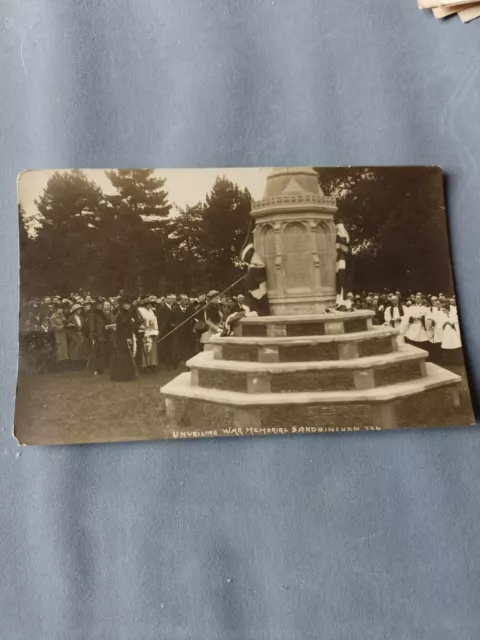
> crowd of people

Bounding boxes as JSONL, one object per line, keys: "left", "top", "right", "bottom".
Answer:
{"left": 337, "top": 290, "right": 462, "bottom": 364}
{"left": 19, "top": 290, "right": 250, "bottom": 379}
{"left": 19, "top": 287, "right": 463, "bottom": 379}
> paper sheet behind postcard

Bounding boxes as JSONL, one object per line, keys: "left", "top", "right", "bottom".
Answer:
{"left": 15, "top": 166, "right": 475, "bottom": 445}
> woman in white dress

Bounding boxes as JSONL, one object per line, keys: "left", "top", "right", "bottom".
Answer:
{"left": 66, "top": 303, "right": 86, "bottom": 368}
{"left": 137, "top": 296, "right": 159, "bottom": 370}
{"left": 50, "top": 303, "right": 69, "bottom": 367}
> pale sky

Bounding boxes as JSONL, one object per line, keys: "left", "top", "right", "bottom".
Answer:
{"left": 18, "top": 168, "right": 273, "bottom": 224}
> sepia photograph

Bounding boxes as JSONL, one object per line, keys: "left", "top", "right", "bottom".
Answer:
{"left": 15, "top": 166, "right": 475, "bottom": 445}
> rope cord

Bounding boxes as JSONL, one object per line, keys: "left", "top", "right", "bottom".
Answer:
{"left": 154, "top": 274, "right": 246, "bottom": 344}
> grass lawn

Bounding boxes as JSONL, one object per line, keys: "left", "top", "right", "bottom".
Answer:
{"left": 14, "top": 363, "right": 475, "bottom": 446}
{"left": 15, "top": 368, "right": 178, "bottom": 446}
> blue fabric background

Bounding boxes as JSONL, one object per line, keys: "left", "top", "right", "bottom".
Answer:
{"left": 1, "top": 1, "right": 480, "bottom": 638}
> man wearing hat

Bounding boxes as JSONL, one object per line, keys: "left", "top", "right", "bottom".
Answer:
{"left": 29, "top": 312, "right": 56, "bottom": 374}
{"left": 171, "top": 294, "right": 195, "bottom": 368}
{"left": 82, "top": 298, "right": 93, "bottom": 329}
{"left": 236, "top": 294, "right": 249, "bottom": 313}
{"left": 39, "top": 297, "right": 53, "bottom": 325}
{"left": 86, "top": 298, "right": 111, "bottom": 375}
{"left": 200, "top": 291, "right": 224, "bottom": 351}
{"left": 110, "top": 294, "right": 139, "bottom": 382}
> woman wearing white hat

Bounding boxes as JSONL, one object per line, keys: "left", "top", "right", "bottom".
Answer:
{"left": 50, "top": 303, "right": 69, "bottom": 367}
{"left": 66, "top": 303, "right": 86, "bottom": 368}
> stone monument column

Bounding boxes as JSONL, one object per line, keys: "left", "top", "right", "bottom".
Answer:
{"left": 250, "top": 167, "right": 338, "bottom": 316}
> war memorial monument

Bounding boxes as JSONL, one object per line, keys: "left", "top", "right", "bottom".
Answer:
{"left": 160, "top": 167, "right": 462, "bottom": 436}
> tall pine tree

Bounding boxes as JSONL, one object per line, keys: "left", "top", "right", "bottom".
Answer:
{"left": 169, "top": 203, "right": 207, "bottom": 293}
{"left": 104, "top": 170, "right": 171, "bottom": 294}
{"left": 30, "top": 170, "right": 105, "bottom": 294}
{"left": 199, "top": 177, "right": 252, "bottom": 289}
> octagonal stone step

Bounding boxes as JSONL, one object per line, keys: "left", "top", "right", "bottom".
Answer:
{"left": 187, "top": 346, "right": 428, "bottom": 394}
{"left": 160, "top": 364, "right": 463, "bottom": 434}
{"left": 235, "top": 310, "right": 374, "bottom": 338}
{"left": 209, "top": 327, "right": 399, "bottom": 363}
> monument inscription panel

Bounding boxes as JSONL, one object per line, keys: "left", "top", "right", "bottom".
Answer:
{"left": 283, "top": 223, "right": 311, "bottom": 293}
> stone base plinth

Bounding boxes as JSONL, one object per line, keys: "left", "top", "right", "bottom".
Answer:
{"left": 161, "top": 365, "right": 461, "bottom": 437}
{"left": 160, "top": 311, "right": 463, "bottom": 439}
{"left": 212, "top": 328, "right": 398, "bottom": 364}
{"left": 190, "top": 346, "right": 427, "bottom": 394}
{"left": 233, "top": 310, "right": 373, "bottom": 337}
{"left": 268, "top": 293, "right": 336, "bottom": 316}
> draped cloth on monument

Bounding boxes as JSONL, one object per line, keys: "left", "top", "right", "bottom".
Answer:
{"left": 335, "top": 222, "right": 352, "bottom": 310}
{"left": 240, "top": 218, "right": 270, "bottom": 316}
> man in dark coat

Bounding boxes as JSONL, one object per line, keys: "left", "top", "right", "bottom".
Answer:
{"left": 157, "top": 293, "right": 177, "bottom": 369}
{"left": 87, "top": 299, "right": 111, "bottom": 374}
{"left": 110, "top": 295, "right": 139, "bottom": 382}
{"left": 29, "top": 316, "right": 56, "bottom": 374}
{"left": 171, "top": 294, "right": 195, "bottom": 369}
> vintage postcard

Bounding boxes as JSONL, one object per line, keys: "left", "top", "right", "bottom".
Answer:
{"left": 15, "top": 167, "right": 475, "bottom": 445}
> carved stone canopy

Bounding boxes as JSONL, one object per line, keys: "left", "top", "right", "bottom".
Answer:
{"left": 251, "top": 167, "right": 336, "bottom": 219}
